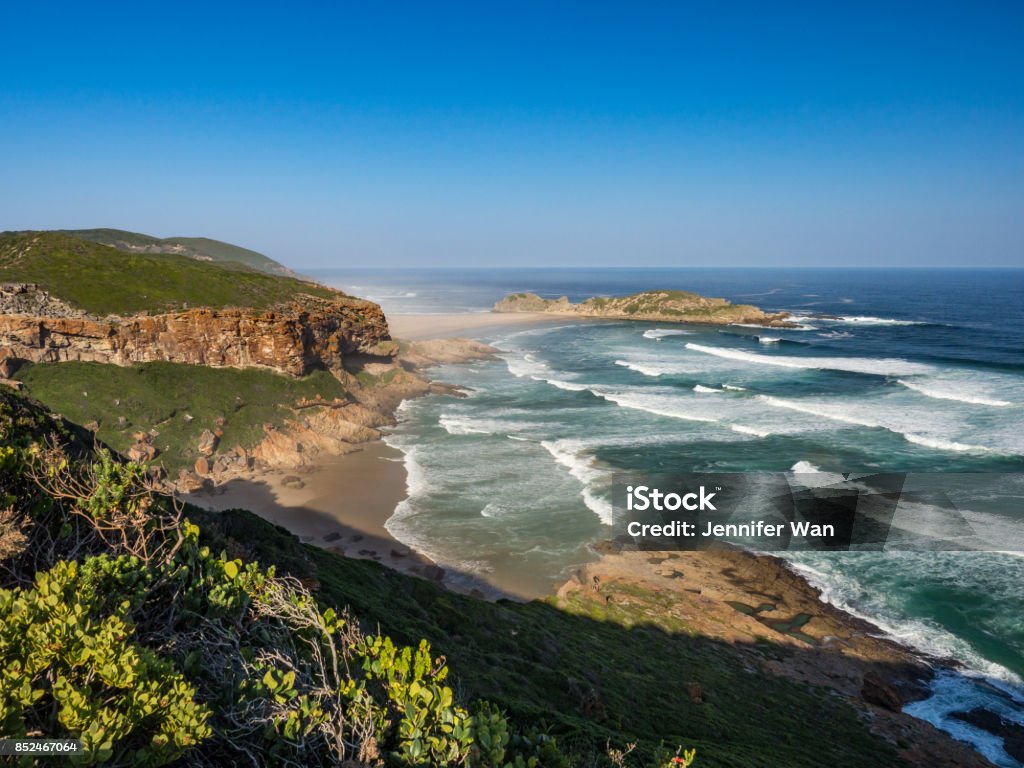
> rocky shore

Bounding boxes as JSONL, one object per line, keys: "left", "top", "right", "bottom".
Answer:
{"left": 556, "top": 545, "right": 995, "bottom": 768}
{"left": 494, "top": 289, "right": 796, "bottom": 327}
{"left": 174, "top": 336, "right": 498, "bottom": 490}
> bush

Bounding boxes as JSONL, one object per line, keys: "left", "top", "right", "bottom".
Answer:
{"left": 0, "top": 558, "right": 211, "bottom": 766}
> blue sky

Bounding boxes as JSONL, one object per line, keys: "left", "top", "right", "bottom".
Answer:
{"left": 1, "top": 1, "right": 1022, "bottom": 268}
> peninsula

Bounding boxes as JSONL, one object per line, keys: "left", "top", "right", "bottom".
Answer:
{"left": 494, "top": 289, "right": 795, "bottom": 327}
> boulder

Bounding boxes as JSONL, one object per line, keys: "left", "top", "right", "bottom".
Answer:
{"left": 197, "top": 429, "right": 218, "bottom": 456}
{"left": 860, "top": 670, "right": 904, "bottom": 712}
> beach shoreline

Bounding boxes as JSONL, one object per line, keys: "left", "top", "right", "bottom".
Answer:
{"left": 386, "top": 311, "right": 559, "bottom": 340}
{"left": 184, "top": 441, "right": 450, "bottom": 583}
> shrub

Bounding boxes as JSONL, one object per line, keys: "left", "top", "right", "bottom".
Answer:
{"left": 0, "top": 558, "right": 211, "bottom": 766}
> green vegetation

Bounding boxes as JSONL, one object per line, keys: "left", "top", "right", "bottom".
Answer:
{"left": 54, "top": 228, "right": 295, "bottom": 276}
{"left": 496, "top": 291, "right": 771, "bottom": 326}
{"left": 0, "top": 558, "right": 211, "bottom": 765}
{"left": 0, "top": 386, "right": 906, "bottom": 767}
{"left": 0, "top": 389, "right": 575, "bottom": 766}
{"left": 14, "top": 361, "right": 347, "bottom": 474}
{"left": 0, "top": 232, "right": 334, "bottom": 315}
{"left": 284, "top": 537, "right": 902, "bottom": 767}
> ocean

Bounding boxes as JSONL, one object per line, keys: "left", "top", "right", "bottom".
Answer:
{"left": 312, "top": 267, "right": 1024, "bottom": 766}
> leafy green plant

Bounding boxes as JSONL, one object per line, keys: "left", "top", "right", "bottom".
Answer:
{"left": 0, "top": 559, "right": 211, "bottom": 766}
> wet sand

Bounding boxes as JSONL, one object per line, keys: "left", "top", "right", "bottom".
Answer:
{"left": 185, "top": 442, "right": 439, "bottom": 579}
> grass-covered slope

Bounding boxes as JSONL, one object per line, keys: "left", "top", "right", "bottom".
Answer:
{"left": 13, "top": 361, "right": 348, "bottom": 474}
{"left": 56, "top": 228, "right": 296, "bottom": 276}
{"left": 211, "top": 510, "right": 907, "bottom": 768}
{"left": 0, "top": 387, "right": 570, "bottom": 767}
{"left": 0, "top": 231, "right": 333, "bottom": 315}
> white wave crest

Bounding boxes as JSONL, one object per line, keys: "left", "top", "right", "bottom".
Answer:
{"left": 686, "top": 342, "right": 932, "bottom": 376}
{"left": 594, "top": 389, "right": 768, "bottom": 438}
{"left": 642, "top": 328, "right": 693, "bottom": 340}
{"left": 789, "top": 460, "right": 822, "bottom": 473}
{"left": 540, "top": 440, "right": 613, "bottom": 524}
{"left": 897, "top": 379, "right": 1013, "bottom": 408}
{"left": 505, "top": 353, "right": 589, "bottom": 391}
{"left": 729, "top": 424, "right": 772, "bottom": 437}
{"left": 614, "top": 359, "right": 695, "bottom": 377}
{"left": 722, "top": 384, "right": 747, "bottom": 391}
{"left": 832, "top": 315, "right": 924, "bottom": 326}
{"left": 693, "top": 384, "right": 723, "bottom": 393}
{"left": 757, "top": 395, "right": 992, "bottom": 454}
{"left": 438, "top": 415, "right": 491, "bottom": 435}
{"left": 758, "top": 336, "right": 781, "bottom": 344}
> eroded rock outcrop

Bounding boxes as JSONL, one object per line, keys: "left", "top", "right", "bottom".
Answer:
{"left": 0, "top": 284, "right": 392, "bottom": 376}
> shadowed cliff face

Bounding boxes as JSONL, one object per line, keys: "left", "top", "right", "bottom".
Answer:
{"left": 0, "top": 285, "right": 394, "bottom": 377}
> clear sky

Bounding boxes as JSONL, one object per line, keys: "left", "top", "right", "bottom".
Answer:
{"left": 1, "top": 1, "right": 1022, "bottom": 268}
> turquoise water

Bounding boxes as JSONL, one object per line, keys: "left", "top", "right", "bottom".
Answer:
{"left": 317, "top": 268, "right": 1024, "bottom": 764}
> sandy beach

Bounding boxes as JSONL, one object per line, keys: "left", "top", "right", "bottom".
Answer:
{"left": 185, "top": 442, "right": 444, "bottom": 580}
{"left": 387, "top": 311, "right": 557, "bottom": 340}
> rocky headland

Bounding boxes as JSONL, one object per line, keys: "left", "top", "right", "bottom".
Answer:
{"left": 494, "top": 289, "right": 795, "bottom": 327}
{"left": 557, "top": 545, "right": 994, "bottom": 768}
{"left": 0, "top": 283, "right": 393, "bottom": 378}
{"left": 0, "top": 280, "right": 497, "bottom": 492}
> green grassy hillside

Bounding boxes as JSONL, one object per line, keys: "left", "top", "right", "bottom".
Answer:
{"left": 14, "top": 360, "right": 348, "bottom": 474}
{"left": 55, "top": 228, "right": 296, "bottom": 275}
{"left": 207, "top": 509, "right": 906, "bottom": 768}
{"left": 0, "top": 231, "right": 335, "bottom": 315}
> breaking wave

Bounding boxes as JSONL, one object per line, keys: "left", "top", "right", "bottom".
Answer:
{"left": 685, "top": 342, "right": 933, "bottom": 377}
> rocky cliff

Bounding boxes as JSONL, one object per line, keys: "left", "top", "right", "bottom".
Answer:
{"left": 494, "top": 290, "right": 794, "bottom": 327}
{"left": 0, "top": 283, "right": 394, "bottom": 378}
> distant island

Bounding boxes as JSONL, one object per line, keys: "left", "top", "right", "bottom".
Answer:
{"left": 494, "top": 290, "right": 795, "bottom": 327}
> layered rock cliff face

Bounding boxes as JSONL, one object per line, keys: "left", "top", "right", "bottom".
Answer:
{"left": 494, "top": 290, "right": 794, "bottom": 327}
{"left": 0, "top": 283, "right": 394, "bottom": 378}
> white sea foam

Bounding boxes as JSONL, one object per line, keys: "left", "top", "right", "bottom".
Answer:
{"left": 545, "top": 378, "right": 591, "bottom": 392}
{"left": 540, "top": 439, "right": 613, "bottom": 524}
{"left": 905, "top": 672, "right": 1024, "bottom": 767}
{"left": 789, "top": 460, "right": 823, "bottom": 473}
{"left": 901, "top": 432, "right": 993, "bottom": 454}
{"left": 479, "top": 502, "right": 504, "bottom": 518}
{"left": 504, "top": 353, "right": 549, "bottom": 379}
{"left": 722, "top": 384, "right": 747, "bottom": 391}
{"left": 831, "top": 315, "right": 924, "bottom": 326}
{"left": 729, "top": 424, "right": 772, "bottom": 437}
{"left": 897, "top": 379, "right": 1013, "bottom": 408}
{"left": 614, "top": 359, "right": 704, "bottom": 377}
{"left": 757, "top": 336, "right": 781, "bottom": 344}
{"left": 642, "top": 328, "right": 693, "bottom": 340}
{"left": 382, "top": 439, "right": 495, "bottom": 576}
{"left": 787, "top": 556, "right": 1022, "bottom": 684}
{"left": 593, "top": 389, "right": 770, "bottom": 438}
{"left": 686, "top": 342, "right": 933, "bottom": 376}
{"left": 439, "top": 415, "right": 492, "bottom": 435}
{"left": 693, "top": 384, "right": 723, "bottom": 393}
{"left": 595, "top": 390, "right": 717, "bottom": 424}
{"left": 758, "top": 395, "right": 993, "bottom": 454}
{"left": 505, "top": 352, "right": 589, "bottom": 391}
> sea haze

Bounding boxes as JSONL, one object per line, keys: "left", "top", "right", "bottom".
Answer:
{"left": 314, "top": 267, "right": 1024, "bottom": 767}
